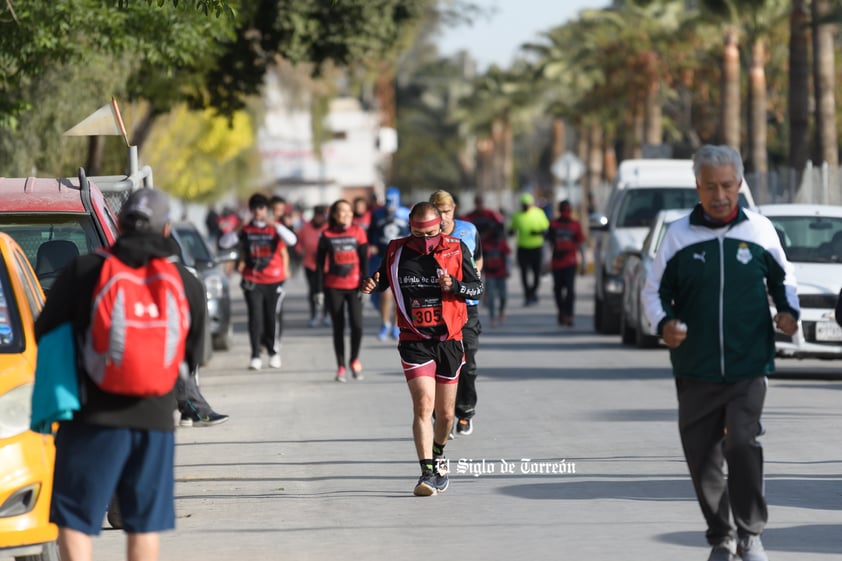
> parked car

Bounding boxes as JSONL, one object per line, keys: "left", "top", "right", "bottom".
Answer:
{"left": 759, "top": 204, "right": 842, "bottom": 358}
{"left": 590, "top": 159, "right": 756, "bottom": 334}
{"left": 0, "top": 172, "right": 119, "bottom": 293}
{"left": 0, "top": 232, "right": 60, "bottom": 561}
{"left": 619, "top": 209, "right": 691, "bottom": 348}
{"left": 171, "top": 222, "right": 233, "bottom": 352}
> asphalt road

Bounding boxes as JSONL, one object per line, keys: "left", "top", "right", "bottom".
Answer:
{"left": 75, "top": 271, "right": 842, "bottom": 560}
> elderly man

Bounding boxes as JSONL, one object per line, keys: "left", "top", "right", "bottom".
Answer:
{"left": 643, "top": 145, "right": 799, "bottom": 561}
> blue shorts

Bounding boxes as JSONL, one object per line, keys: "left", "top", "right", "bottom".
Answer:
{"left": 51, "top": 423, "right": 175, "bottom": 535}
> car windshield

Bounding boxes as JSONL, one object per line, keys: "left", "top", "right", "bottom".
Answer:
{"left": 0, "top": 255, "right": 24, "bottom": 353}
{"left": 767, "top": 215, "right": 842, "bottom": 263}
{"left": 616, "top": 189, "right": 700, "bottom": 228}
{"left": 616, "top": 189, "right": 751, "bottom": 228}
{"left": 175, "top": 227, "right": 214, "bottom": 263}
{"left": 0, "top": 216, "right": 100, "bottom": 290}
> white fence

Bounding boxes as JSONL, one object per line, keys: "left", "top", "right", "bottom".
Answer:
{"left": 746, "top": 162, "right": 842, "bottom": 206}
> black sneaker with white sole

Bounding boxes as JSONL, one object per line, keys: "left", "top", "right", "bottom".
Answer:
{"left": 456, "top": 418, "right": 473, "bottom": 436}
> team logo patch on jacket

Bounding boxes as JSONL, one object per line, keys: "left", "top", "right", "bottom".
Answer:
{"left": 736, "top": 242, "right": 752, "bottom": 265}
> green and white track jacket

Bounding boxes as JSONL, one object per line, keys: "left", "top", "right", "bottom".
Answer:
{"left": 642, "top": 204, "right": 800, "bottom": 382}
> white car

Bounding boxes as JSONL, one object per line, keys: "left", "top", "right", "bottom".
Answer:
{"left": 759, "top": 204, "right": 842, "bottom": 358}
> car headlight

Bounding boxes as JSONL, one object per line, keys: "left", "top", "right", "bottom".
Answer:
{"left": 0, "top": 383, "right": 33, "bottom": 438}
{"left": 204, "top": 274, "right": 225, "bottom": 300}
{"left": 605, "top": 277, "right": 624, "bottom": 294}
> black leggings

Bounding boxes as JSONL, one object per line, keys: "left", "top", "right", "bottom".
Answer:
{"left": 325, "top": 287, "right": 363, "bottom": 368}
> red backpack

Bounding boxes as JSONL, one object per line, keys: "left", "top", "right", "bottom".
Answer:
{"left": 83, "top": 251, "right": 191, "bottom": 396}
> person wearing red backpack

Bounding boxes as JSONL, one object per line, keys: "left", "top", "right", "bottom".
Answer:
{"left": 237, "top": 192, "right": 298, "bottom": 370}
{"left": 34, "top": 188, "right": 207, "bottom": 561}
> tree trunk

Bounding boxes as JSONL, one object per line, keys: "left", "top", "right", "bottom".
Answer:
{"left": 475, "top": 137, "right": 494, "bottom": 200}
{"left": 748, "top": 38, "right": 768, "bottom": 203}
{"left": 643, "top": 51, "right": 662, "bottom": 150}
{"left": 586, "top": 123, "right": 604, "bottom": 220}
{"left": 812, "top": 0, "right": 839, "bottom": 203}
{"left": 130, "top": 104, "right": 159, "bottom": 151}
{"left": 788, "top": 0, "right": 810, "bottom": 177}
{"left": 85, "top": 136, "right": 104, "bottom": 176}
{"left": 644, "top": 83, "right": 662, "bottom": 148}
{"left": 812, "top": 0, "right": 838, "bottom": 165}
{"left": 720, "top": 28, "right": 741, "bottom": 150}
{"left": 549, "top": 117, "right": 566, "bottom": 206}
{"left": 500, "top": 109, "right": 513, "bottom": 194}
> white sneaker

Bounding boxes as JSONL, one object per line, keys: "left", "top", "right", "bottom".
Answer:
{"left": 248, "top": 357, "right": 262, "bottom": 370}
{"left": 308, "top": 317, "right": 319, "bottom": 328}
{"left": 269, "top": 354, "right": 282, "bottom": 369}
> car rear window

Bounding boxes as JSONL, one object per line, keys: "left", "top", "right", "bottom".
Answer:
{"left": 175, "top": 226, "right": 214, "bottom": 264}
{"left": 767, "top": 215, "right": 842, "bottom": 263}
{"left": 0, "top": 216, "right": 102, "bottom": 290}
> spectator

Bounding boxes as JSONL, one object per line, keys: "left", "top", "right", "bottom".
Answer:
{"left": 34, "top": 188, "right": 206, "bottom": 561}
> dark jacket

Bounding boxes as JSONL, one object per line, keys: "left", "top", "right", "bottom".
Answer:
{"left": 34, "top": 232, "right": 206, "bottom": 431}
{"left": 642, "top": 205, "right": 799, "bottom": 382}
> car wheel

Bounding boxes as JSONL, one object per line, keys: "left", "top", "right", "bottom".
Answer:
{"left": 15, "top": 540, "right": 59, "bottom": 561}
{"left": 594, "top": 294, "right": 604, "bottom": 332}
{"left": 635, "top": 298, "right": 659, "bottom": 348}
{"left": 212, "top": 323, "right": 233, "bottom": 351}
{"left": 599, "top": 298, "right": 620, "bottom": 335}
{"left": 620, "top": 303, "right": 635, "bottom": 345}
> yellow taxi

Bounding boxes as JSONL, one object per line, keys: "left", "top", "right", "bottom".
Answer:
{"left": 0, "top": 232, "right": 59, "bottom": 560}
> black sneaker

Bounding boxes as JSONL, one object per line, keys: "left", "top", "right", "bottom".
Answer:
{"left": 413, "top": 472, "right": 437, "bottom": 496}
{"left": 181, "top": 411, "right": 229, "bottom": 427}
{"left": 434, "top": 471, "right": 450, "bottom": 493}
{"left": 456, "top": 418, "right": 473, "bottom": 436}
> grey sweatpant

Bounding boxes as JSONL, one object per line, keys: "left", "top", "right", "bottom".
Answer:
{"left": 675, "top": 375, "right": 768, "bottom": 544}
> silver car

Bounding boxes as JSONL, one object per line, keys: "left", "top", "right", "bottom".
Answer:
{"left": 619, "top": 209, "right": 691, "bottom": 348}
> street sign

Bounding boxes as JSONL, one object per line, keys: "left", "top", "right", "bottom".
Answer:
{"left": 551, "top": 151, "right": 584, "bottom": 183}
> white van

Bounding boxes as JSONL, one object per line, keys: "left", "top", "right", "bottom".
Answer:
{"left": 590, "top": 159, "right": 756, "bottom": 334}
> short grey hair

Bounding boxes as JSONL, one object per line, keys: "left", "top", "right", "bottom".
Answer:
{"left": 692, "top": 145, "right": 744, "bottom": 181}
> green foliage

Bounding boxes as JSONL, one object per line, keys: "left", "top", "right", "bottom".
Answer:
{"left": 194, "top": 0, "right": 431, "bottom": 116}
{"left": 389, "top": 56, "right": 472, "bottom": 193}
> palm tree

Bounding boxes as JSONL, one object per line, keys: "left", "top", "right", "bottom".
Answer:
{"left": 788, "top": 0, "right": 810, "bottom": 175}
{"left": 811, "top": 0, "right": 838, "bottom": 176}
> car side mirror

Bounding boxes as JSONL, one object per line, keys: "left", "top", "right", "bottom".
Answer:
{"left": 216, "top": 249, "right": 239, "bottom": 264}
{"left": 589, "top": 213, "right": 609, "bottom": 231}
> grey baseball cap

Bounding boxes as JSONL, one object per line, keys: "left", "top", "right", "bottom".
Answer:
{"left": 119, "top": 188, "right": 171, "bottom": 231}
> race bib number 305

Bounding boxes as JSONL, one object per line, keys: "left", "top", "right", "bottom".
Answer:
{"left": 411, "top": 297, "right": 444, "bottom": 328}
